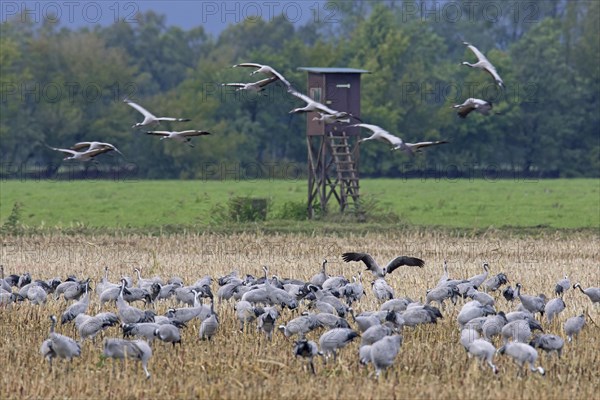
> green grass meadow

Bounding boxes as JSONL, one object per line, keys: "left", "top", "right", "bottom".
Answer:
{"left": 0, "top": 178, "right": 598, "bottom": 231}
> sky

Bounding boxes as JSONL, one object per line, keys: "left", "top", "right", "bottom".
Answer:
{"left": 1, "top": 1, "right": 330, "bottom": 36}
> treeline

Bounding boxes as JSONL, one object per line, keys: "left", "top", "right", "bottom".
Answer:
{"left": 1, "top": 0, "right": 598, "bottom": 178}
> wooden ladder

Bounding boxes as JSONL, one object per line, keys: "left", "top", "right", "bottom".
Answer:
{"left": 328, "top": 132, "right": 360, "bottom": 211}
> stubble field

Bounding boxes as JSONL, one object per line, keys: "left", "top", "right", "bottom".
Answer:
{"left": 0, "top": 230, "right": 598, "bottom": 399}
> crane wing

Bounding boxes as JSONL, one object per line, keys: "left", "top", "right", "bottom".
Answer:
{"left": 289, "top": 88, "right": 316, "bottom": 105}
{"left": 265, "top": 67, "right": 292, "bottom": 89}
{"left": 71, "top": 142, "right": 92, "bottom": 151}
{"left": 124, "top": 99, "right": 155, "bottom": 119}
{"left": 465, "top": 43, "right": 490, "bottom": 64}
{"left": 177, "top": 130, "right": 211, "bottom": 137}
{"left": 407, "top": 140, "right": 449, "bottom": 150}
{"left": 352, "top": 124, "right": 403, "bottom": 146}
{"left": 222, "top": 83, "right": 247, "bottom": 88}
{"left": 386, "top": 256, "right": 425, "bottom": 274}
{"left": 146, "top": 131, "right": 171, "bottom": 137}
{"left": 255, "top": 76, "right": 280, "bottom": 87}
{"left": 342, "top": 252, "right": 379, "bottom": 274}
{"left": 47, "top": 146, "right": 77, "bottom": 156}
{"left": 233, "top": 63, "right": 264, "bottom": 69}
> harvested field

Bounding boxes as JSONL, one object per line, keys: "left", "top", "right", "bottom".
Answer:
{"left": 1, "top": 231, "right": 599, "bottom": 399}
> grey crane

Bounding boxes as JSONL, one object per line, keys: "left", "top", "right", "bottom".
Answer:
{"left": 310, "top": 258, "right": 329, "bottom": 287}
{"left": 467, "top": 262, "right": 490, "bottom": 289}
{"left": 294, "top": 339, "right": 322, "bottom": 374}
{"left": 498, "top": 342, "right": 545, "bottom": 376}
{"left": 117, "top": 279, "right": 155, "bottom": 324}
{"left": 153, "top": 316, "right": 186, "bottom": 329}
{"left": 359, "top": 344, "right": 373, "bottom": 366}
{"left": 217, "top": 271, "right": 239, "bottom": 287}
{"left": 350, "top": 308, "right": 400, "bottom": 332}
{"left": 380, "top": 298, "right": 413, "bottom": 313}
{"left": 218, "top": 280, "right": 244, "bottom": 303}
{"left": 307, "top": 285, "right": 348, "bottom": 317}
{"left": 267, "top": 270, "right": 299, "bottom": 310}
{"left": 168, "top": 276, "right": 185, "bottom": 286}
{"left": 573, "top": 283, "right": 600, "bottom": 304}
{"left": 312, "top": 110, "right": 362, "bottom": 124}
{"left": 61, "top": 284, "right": 90, "bottom": 324}
{"left": 288, "top": 87, "right": 343, "bottom": 115}
{"left": 240, "top": 286, "right": 270, "bottom": 305}
{"left": 501, "top": 318, "right": 543, "bottom": 344}
{"left": 64, "top": 278, "right": 90, "bottom": 302}
{"left": 544, "top": 297, "right": 566, "bottom": 323}
{"left": 361, "top": 323, "right": 397, "bottom": 347}
{"left": 426, "top": 285, "right": 460, "bottom": 307}
{"left": 26, "top": 285, "right": 48, "bottom": 305}
{"left": 342, "top": 252, "right": 424, "bottom": 278}
{"left": 319, "top": 328, "right": 359, "bottom": 362}
{"left": 47, "top": 145, "right": 117, "bottom": 162}
{"left": 54, "top": 277, "right": 80, "bottom": 300}
{"left": 481, "top": 312, "right": 508, "bottom": 341}
{"left": 564, "top": 314, "right": 585, "bottom": 342}
{"left": 100, "top": 285, "right": 124, "bottom": 306}
{"left": 461, "top": 42, "right": 505, "bottom": 88}
{"left": 436, "top": 260, "right": 449, "bottom": 287}
{"left": 350, "top": 124, "right": 448, "bottom": 156}
{"left": 145, "top": 130, "right": 211, "bottom": 147}
{"left": 17, "top": 272, "right": 32, "bottom": 288}
{"left": 460, "top": 327, "right": 480, "bottom": 351}
{"left": 516, "top": 283, "right": 546, "bottom": 316}
{"left": 235, "top": 300, "right": 263, "bottom": 331}
{"left": 0, "top": 292, "right": 19, "bottom": 305}
{"left": 370, "top": 335, "right": 403, "bottom": 378}
{"left": 309, "top": 298, "right": 337, "bottom": 315}
{"left": 483, "top": 273, "right": 509, "bottom": 292}
{"left": 97, "top": 266, "right": 118, "bottom": 296}
{"left": 103, "top": 338, "right": 152, "bottom": 379}
{"left": 124, "top": 98, "right": 190, "bottom": 129}
{"left": 123, "top": 323, "right": 161, "bottom": 343}
{"left": 175, "top": 284, "right": 213, "bottom": 306}
{"left": 76, "top": 312, "right": 119, "bottom": 342}
{"left": 133, "top": 268, "right": 163, "bottom": 289}
{"left": 505, "top": 310, "right": 534, "bottom": 322}
{"left": 372, "top": 278, "right": 395, "bottom": 301}
{"left": 221, "top": 76, "right": 279, "bottom": 93}
{"left": 232, "top": 63, "right": 292, "bottom": 89}
{"left": 322, "top": 275, "right": 349, "bottom": 292}
{"left": 40, "top": 315, "right": 81, "bottom": 369}
{"left": 278, "top": 314, "right": 321, "bottom": 338}
{"left": 466, "top": 287, "right": 495, "bottom": 307}
{"left": 457, "top": 301, "right": 496, "bottom": 328}
{"left": 154, "top": 324, "right": 182, "bottom": 347}
{"left": 530, "top": 334, "right": 564, "bottom": 358}
{"left": 503, "top": 286, "right": 516, "bottom": 302}
{"left": 466, "top": 339, "right": 498, "bottom": 374}
{"left": 122, "top": 285, "right": 156, "bottom": 305}
{"left": 401, "top": 305, "right": 442, "bottom": 327}
{"left": 463, "top": 317, "right": 489, "bottom": 333}
{"left": 342, "top": 274, "right": 365, "bottom": 306}
{"left": 555, "top": 276, "right": 570, "bottom": 296}
{"left": 256, "top": 306, "right": 279, "bottom": 341}
{"left": 199, "top": 298, "right": 219, "bottom": 341}
{"left": 453, "top": 98, "right": 496, "bottom": 118}
{"left": 70, "top": 141, "right": 123, "bottom": 157}
{"left": 166, "top": 290, "right": 211, "bottom": 324}
{"left": 1, "top": 268, "right": 20, "bottom": 288}
{"left": 157, "top": 282, "right": 182, "bottom": 301}
{"left": 313, "top": 313, "right": 350, "bottom": 329}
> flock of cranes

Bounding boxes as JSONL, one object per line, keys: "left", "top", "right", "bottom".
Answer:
{"left": 46, "top": 42, "right": 505, "bottom": 162}
{"left": 1, "top": 258, "right": 598, "bottom": 380}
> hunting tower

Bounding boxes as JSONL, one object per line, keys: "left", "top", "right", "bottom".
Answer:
{"left": 298, "top": 67, "right": 370, "bottom": 219}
